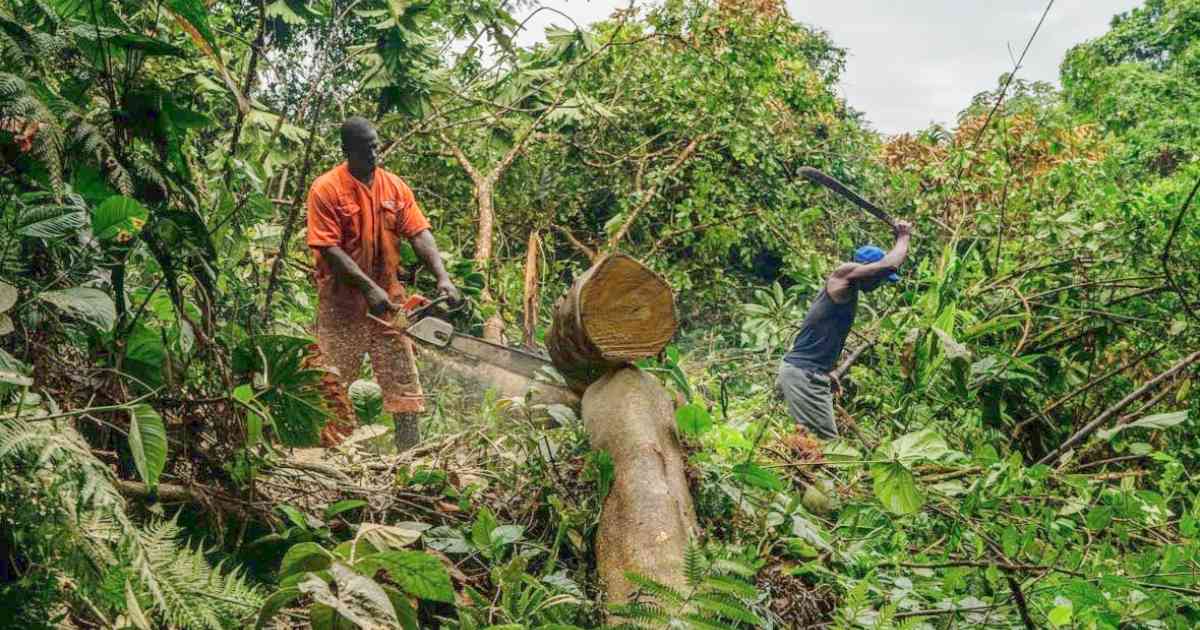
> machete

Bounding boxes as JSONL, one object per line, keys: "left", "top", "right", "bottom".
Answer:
{"left": 797, "top": 167, "right": 898, "bottom": 230}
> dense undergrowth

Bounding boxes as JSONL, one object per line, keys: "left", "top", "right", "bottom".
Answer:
{"left": 1, "top": 0, "right": 1198, "bottom": 628}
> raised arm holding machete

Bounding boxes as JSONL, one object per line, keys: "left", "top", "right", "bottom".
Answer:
{"left": 776, "top": 167, "right": 914, "bottom": 441}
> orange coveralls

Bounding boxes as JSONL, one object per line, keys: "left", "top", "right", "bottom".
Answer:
{"left": 306, "top": 162, "right": 431, "bottom": 442}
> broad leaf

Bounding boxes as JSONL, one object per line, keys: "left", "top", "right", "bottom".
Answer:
{"left": 356, "top": 522, "right": 427, "bottom": 551}
{"left": 356, "top": 550, "right": 455, "bottom": 603}
{"left": 349, "top": 380, "right": 383, "bottom": 423}
{"left": 1098, "top": 410, "right": 1189, "bottom": 440}
{"left": 92, "top": 195, "right": 147, "bottom": 243}
{"left": 300, "top": 563, "right": 400, "bottom": 629}
{"left": 128, "top": 404, "right": 167, "bottom": 490}
{"left": 280, "top": 542, "right": 332, "bottom": 578}
{"left": 732, "top": 462, "right": 785, "bottom": 492}
{"left": 490, "top": 524, "right": 524, "bottom": 547}
{"left": 872, "top": 462, "right": 923, "bottom": 515}
{"left": 39, "top": 287, "right": 116, "bottom": 332}
{"left": 324, "top": 499, "right": 368, "bottom": 521}
{"left": 676, "top": 403, "right": 712, "bottom": 437}
{"left": 0, "top": 280, "right": 16, "bottom": 313}
{"left": 17, "top": 205, "right": 86, "bottom": 239}
{"left": 881, "top": 428, "right": 950, "bottom": 462}
{"left": 255, "top": 587, "right": 301, "bottom": 629}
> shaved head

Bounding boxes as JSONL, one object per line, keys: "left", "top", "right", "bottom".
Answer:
{"left": 340, "top": 117, "right": 376, "bottom": 151}
{"left": 340, "top": 116, "right": 379, "bottom": 183}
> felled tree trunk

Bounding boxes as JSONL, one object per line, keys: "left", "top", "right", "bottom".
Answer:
{"left": 545, "top": 254, "right": 693, "bottom": 606}
{"left": 545, "top": 254, "right": 676, "bottom": 391}
{"left": 584, "top": 367, "right": 697, "bottom": 604}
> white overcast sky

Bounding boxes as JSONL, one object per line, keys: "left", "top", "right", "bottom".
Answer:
{"left": 513, "top": 1, "right": 1143, "bottom": 134}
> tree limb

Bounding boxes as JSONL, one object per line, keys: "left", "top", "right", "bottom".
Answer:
{"left": 1037, "top": 350, "right": 1200, "bottom": 465}
{"left": 605, "top": 133, "right": 711, "bottom": 251}
{"left": 1160, "top": 173, "right": 1200, "bottom": 324}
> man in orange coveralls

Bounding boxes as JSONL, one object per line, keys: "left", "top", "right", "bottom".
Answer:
{"left": 307, "top": 117, "right": 461, "bottom": 450}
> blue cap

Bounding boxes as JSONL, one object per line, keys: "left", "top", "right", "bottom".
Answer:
{"left": 853, "top": 245, "right": 900, "bottom": 282}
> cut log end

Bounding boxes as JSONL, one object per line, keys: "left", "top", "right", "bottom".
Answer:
{"left": 547, "top": 254, "right": 677, "bottom": 390}
{"left": 580, "top": 254, "right": 676, "bottom": 361}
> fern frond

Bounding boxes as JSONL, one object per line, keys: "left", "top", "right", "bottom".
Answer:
{"left": 691, "top": 592, "right": 764, "bottom": 626}
{"left": 624, "top": 571, "right": 686, "bottom": 606}
{"left": 1, "top": 418, "right": 262, "bottom": 628}
{"left": 683, "top": 540, "right": 706, "bottom": 589}
{"left": 678, "top": 612, "right": 741, "bottom": 630}
{"left": 607, "top": 600, "right": 668, "bottom": 623}
{"left": 700, "top": 575, "right": 758, "bottom": 600}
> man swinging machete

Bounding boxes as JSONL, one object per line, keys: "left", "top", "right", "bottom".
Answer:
{"left": 307, "top": 116, "right": 462, "bottom": 450}
{"left": 778, "top": 168, "right": 914, "bottom": 441}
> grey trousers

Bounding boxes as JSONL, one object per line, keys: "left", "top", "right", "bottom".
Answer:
{"left": 776, "top": 362, "right": 838, "bottom": 440}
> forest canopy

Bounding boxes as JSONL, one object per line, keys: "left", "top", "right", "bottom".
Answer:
{"left": 0, "top": 0, "right": 1198, "bottom": 628}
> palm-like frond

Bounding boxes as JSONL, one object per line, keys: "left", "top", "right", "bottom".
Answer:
{"left": 0, "top": 417, "right": 263, "bottom": 628}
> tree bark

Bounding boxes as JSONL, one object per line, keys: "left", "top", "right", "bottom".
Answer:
{"left": 545, "top": 254, "right": 677, "bottom": 391}
{"left": 584, "top": 367, "right": 697, "bottom": 606}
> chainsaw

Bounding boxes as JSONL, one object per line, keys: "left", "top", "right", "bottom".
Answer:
{"left": 369, "top": 294, "right": 579, "bottom": 408}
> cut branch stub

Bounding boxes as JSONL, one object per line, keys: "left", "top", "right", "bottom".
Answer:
{"left": 545, "top": 253, "right": 677, "bottom": 391}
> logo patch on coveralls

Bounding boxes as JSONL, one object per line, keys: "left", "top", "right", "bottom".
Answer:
{"left": 382, "top": 200, "right": 397, "bottom": 210}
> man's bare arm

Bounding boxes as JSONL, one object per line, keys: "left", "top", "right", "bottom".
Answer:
{"left": 320, "top": 245, "right": 392, "bottom": 316}
{"left": 836, "top": 221, "right": 913, "bottom": 283}
{"left": 826, "top": 221, "right": 914, "bottom": 302}
{"left": 409, "top": 229, "right": 462, "bottom": 305}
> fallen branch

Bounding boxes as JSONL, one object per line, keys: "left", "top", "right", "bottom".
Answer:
{"left": 1037, "top": 350, "right": 1200, "bottom": 465}
{"left": 1005, "top": 574, "right": 1036, "bottom": 630}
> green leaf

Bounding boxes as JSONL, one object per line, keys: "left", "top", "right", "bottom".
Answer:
{"left": 233, "top": 384, "right": 254, "bottom": 403}
{"left": 300, "top": 563, "right": 400, "bottom": 629}
{"left": 279, "top": 542, "right": 332, "bottom": 579}
{"left": 0, "top": 281, "right": 16, "bottom": 314}
{"left": 1085, "top": 506, "right": 1113, "bottom": 531}
{"left": 124, "top": 324, "right": 166, "bottom": 388}
{"left": 489, "top": 524, "right": 524, "bottom": 547}
{"left": 38, "top": 287, "right": 116, "bottom": 332}
{"left": 127, "top": 404, "right": 167, "bottom": 490}
{"left": 17, "top": 205, "right": 87, "bottom": 239}
{"left": 1048, "top": 602, "right": 1073, "bottom": 627}
{"left": 349, "top": 379, "right": 384, "bottom": 424}
{"left": 471, "top": 507, "right": 498, "bottom": 551}
{"left": 356, "top": 550, "right": 455, "bottom": 603}
{"left": 732, "top": 462, "right": 784, "bottom": 492}
{"left": 881, "top": 428, "right": 950, "bottom": 462}
{"left": 325, "top": 500, "right": 368, "bottom": 521}
{"left": 872, "top": 462, "right": 923, "bottom": 515}
{"left": 822, "top": 442, "right": 861, "bottom": 462}
{"left": 1097, "top": 410, "right": 1189, "bottom": 440}
{"left": 675, "top": 403, "right": 712, "bottom": 437}
{"left": 91, "top": 195, "right": 148, "bottom": 243}
{"left": 381, "top": 585, "right": 419, "bottom": 630}
{"left": 255, "top": 587, "right": 301, "bottom": 629}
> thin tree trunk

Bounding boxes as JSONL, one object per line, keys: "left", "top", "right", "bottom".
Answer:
{"left": 261, "top": 90, "right": 329, "bottom": 325}
{"left": 522, "top": 230, "right": 541, "bottom": 349}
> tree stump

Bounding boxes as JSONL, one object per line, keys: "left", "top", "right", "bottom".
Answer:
{"left": 545, "top": 254, "right": 677, "bottom": 391}
{"left": 584, "top": 367, "right": 698, "bottom": 605}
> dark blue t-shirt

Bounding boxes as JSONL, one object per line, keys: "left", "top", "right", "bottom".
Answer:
{"left": 783, "top": 289, "right": 858, "bottom": 373}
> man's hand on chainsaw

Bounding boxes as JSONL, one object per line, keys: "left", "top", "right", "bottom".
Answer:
{"left": 436, "top": 277, "right": 463, "bottom": 307}
{"left": 366, "top": 285, "right": 395, "bottom": 317}
{"left": 893, "top": 219, "right": 914, "bottom": 239}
